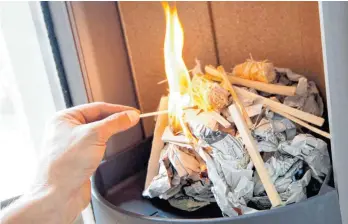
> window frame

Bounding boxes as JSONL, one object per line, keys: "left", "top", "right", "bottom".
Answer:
{"left": 0, "top": 2, "right": 93, "bottom": 223}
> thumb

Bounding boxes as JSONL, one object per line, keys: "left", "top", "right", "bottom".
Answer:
{"left": 91, "top": 110, "right": 140, "bottom": 140}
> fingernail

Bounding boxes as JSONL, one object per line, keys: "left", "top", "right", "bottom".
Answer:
{"left": 126, "top": 110, "right": 140, "bottom": 124}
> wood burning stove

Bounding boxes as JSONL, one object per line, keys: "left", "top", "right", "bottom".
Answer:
{"left": 47, "top": 1, "right": 348, "bottom": 223}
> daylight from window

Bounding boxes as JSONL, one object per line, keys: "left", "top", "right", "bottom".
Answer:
{"left": 0, "top": 28, "right": 38, "bottom": 201}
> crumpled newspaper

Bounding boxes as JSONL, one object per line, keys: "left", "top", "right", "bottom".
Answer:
{"left": 275, "top": 67, "right": 324, "bottom": 116}
{"left": 167, "top": 144, "right": 201, "bottom": 178}
{"left": 184, "top": 179, "right": 216, "bottom": 202}
{"left": 253, "top": 152, "right": 303, "bottom": 195}
{"left": 143, "top": 147, "right": 172, "bottom": 198}
{"left": 250, "top": 170, "right": 311, "bottom": 209}
{"left": 275, "top": 67, "right": 304, "bottom": 82}
{"left": 193, "top": 125, "right": 256, "bottom": 216}
{"left": 251, "top": 133, "right": 330, "bottom": 209}
{"left": 165, "top": 177, "right": 215, "bottom": 211}
{"left": 159, "top": 175, "right": 182, "bottom": 200}
{"left": 144, "top": 129, "right": 329, "bottom": 214}
{"left": 278, "top": 134, "right": 331, "bottom": 182}
{"left": 283, "top": 80, "right": 324, "bottom": 116}
{"left": 143, "top": 142, "right": 215, "bottom": 211}
{"left": 253, "top": 111, "right": 297, "bottom": 152}
{"left": 168, "top": 193, "right": 211, "bottom": 212}
{"left": 197, "top": 147, "right": 256, "bottom": 216}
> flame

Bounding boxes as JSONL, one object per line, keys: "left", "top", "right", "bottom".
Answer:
{"left": 163, "top": 2, "right": 192, "bottom": 135}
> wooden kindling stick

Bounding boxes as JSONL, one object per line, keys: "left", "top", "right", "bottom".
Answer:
{"left": 229, "top": 76, "right": 296, "bottom": 96}
{"left": 205, "top": 66, "right": 297, "bottom": 96}
{"left": 144, "top": 96, "right": 169, "bottom": 189}
{"left": 266, "top": 105, "right": 331, "bottom": 139}
{"left": 234, "top": 86, "right": 325, "bottom": 127}
{"left": 229, "top": 104, "right": 283, "bottom": 207}
{"left": 159, "top": 67, "right": 297, "bottom": 96}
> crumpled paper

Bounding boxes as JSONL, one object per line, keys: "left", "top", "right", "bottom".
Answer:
{"left": 278, "top": 134, "right": 331, "bottom": 182}
{"left": 143, "top": 142, "right": 215, "bottom": 211}
{"left": 144, "top": 128, "right": 329, "bottom": 214}
{"left": 251, "top": 133, "right": 330, "bottom": 210}
{"left": 275, "top": 67, "right": 304, "bottom": 82}
{"left": 168, "top": 193, "right": 211, "bottom": 212}
{"left": 253, "top": 111, "right": 297, "bottom": 152}
{"left": 159, "top": 175, "right": 182, "bottom": 200}
{"left": 275, "top": 67, "right": 324, "bottom": 116}
{"left": 193, "top": 125, "right": 256, "bottom": 216}
{"left": 198, "top": 147, "right": 256, "bottom": 216}
{"left": 250, "top": 170, "right": 311, "bottom": 209}
{"left": 253, "top": 152, "right": 302, "bottom": 195}
{"left": 184, "top": 180, "right": 216, "bottom": 202}
{"left": 283, "top": 80, "right": 324, "bottom": 116}
{"left": 166, "top": 177, "right": 215, "bottom": 211}
{"left": 143, "top": 146, "right": 172, "bottom": 198}
{"left": 167, "top": 144, "right": 201, "bottom": 178}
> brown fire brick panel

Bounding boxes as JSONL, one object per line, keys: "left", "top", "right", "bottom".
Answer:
{"left": 211, "top": 2, "right": 325, "bottom": 99}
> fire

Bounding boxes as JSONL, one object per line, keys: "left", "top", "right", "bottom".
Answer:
{"left": 163, "top": 2, "right": 192, "bottom": 135}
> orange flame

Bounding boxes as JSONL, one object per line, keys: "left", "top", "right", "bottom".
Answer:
{"left": 163, "top": 2, "right": 192, "bottom": 135}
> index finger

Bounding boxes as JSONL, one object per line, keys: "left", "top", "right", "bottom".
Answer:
{"left": 60, "top": 102, "right": 139, "bottom": 124}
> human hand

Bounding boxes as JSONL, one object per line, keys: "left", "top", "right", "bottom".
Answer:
{"left": 32, "top": 103, "right": 140, "bottom": 223}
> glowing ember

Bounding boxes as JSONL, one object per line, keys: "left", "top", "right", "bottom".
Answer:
{"left": 162, "top": 2, "right": 192, "bottom": 135}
